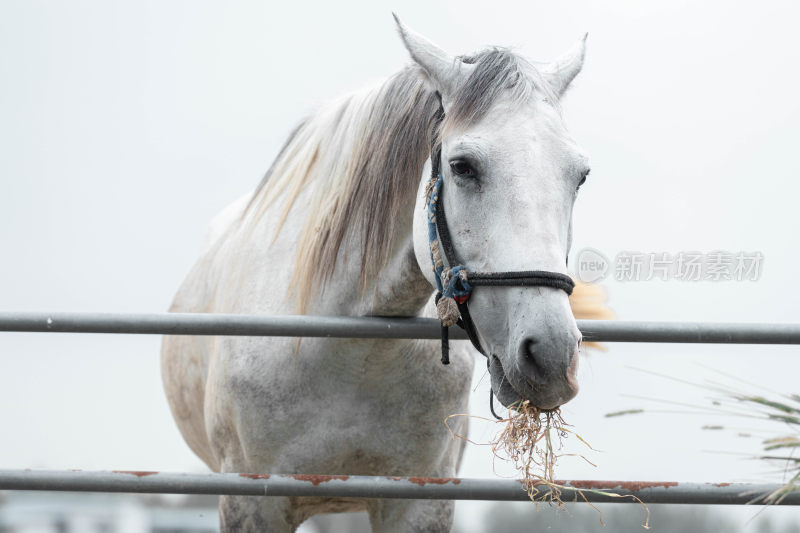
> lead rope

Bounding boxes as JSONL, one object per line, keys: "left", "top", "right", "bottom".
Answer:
{"left": 489, "top": 382, "right": 503, "bottom": 421}
{"left": 425, "top": 100, "right": 455, "bottom": 365}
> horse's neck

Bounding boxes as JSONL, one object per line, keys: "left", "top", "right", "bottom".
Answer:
{"left": 359, "top": 232, "right": 433, "bottom": 317}
{"left": 312, "top": 197, "right": 433, "bottom": 318}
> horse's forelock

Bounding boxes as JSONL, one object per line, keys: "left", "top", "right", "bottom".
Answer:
{"left": 443, "top": 48, "right": 558, "bottom": 137}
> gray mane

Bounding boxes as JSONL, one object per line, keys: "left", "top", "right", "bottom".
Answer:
{"left": 243, "top": 47, "right": 552, "bottom": 312}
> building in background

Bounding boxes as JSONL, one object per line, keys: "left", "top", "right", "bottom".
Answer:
{"left": 0, "top": 493, "right": 374, "bottom": 533}
{"left": 0, "top": 493, "right": 217, "bottom": 533}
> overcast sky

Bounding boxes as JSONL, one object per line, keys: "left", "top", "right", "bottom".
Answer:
{"left": 1, "top": 1, "right": 799, "bottom": 530}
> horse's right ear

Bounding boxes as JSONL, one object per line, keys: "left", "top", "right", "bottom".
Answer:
{"left": 540, "top": 34, "right": 587, "bottom": 97}
{"left": 393, "top": 14, "right": 470, "bottom": 102}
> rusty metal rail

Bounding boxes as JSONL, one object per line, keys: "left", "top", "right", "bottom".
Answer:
{"left": 2, "top": 314, "right": 799, "bottom": 505}
{"left": 0, "top": 470, "right": 798, "bottom": 505}
{"left": 2, "top": 312, "right": 800, "bottom": 344}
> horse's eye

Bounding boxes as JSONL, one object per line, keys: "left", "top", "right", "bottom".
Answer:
{"left": 449, "top": 160, "right": 476, "bottom": 177}
{"left": 577, "top": 168, "right": 590, "bottom": 190}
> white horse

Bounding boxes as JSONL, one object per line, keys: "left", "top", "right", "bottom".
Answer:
{"left": 162, "top": 16, "right": 592, "bottom": 532}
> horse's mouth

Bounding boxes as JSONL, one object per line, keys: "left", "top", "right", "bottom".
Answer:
{"left": 488, "top": 354, "right": 524, "bottom": 409}
{"left": 489, "top": 353, "right": 576, "bottom": 411}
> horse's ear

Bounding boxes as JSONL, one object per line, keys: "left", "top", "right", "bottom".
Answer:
{"left": 393, "top": 14, "right": 469, "bottom": 100}
{"left": 541, "top": 34, "right": 587, "bottom": 97}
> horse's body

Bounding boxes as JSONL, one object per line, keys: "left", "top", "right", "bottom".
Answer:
{"left": 162, "top": 18, "right": 596, "bottom": 531}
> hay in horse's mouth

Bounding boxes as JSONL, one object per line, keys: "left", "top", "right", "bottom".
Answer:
{"left": 491, "top": 401, "right": 570, "bottom": 501}
{"left": 490, "top": 403, "right": 650, "bottom": 526}
{"left": 445, "top": 401, "right": 649, "bottom": 526}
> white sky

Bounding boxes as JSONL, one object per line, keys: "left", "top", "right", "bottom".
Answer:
{"left": 1, "top": 1, "right": 799, "bottom": 530}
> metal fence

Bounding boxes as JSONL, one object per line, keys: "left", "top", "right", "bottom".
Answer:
{"left": 3, "top": 470, "right": 799, "bottom": 505}
{"left": 1, "top": 312, "right": 799, "bottom": 505}
{"left": 3, "top": 312, "right": 800, "bottom": 344}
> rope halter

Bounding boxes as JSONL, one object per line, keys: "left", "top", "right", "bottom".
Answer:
{"left": 424, "top": 100, "right": 575, "bottom": 369}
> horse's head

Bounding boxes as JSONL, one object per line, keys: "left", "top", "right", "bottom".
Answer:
{"left": 400, "top": 18, "right": 589, "bottom": 410}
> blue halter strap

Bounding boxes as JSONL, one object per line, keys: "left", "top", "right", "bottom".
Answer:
{"left": 426, "top": 174, "right": 473, "bottom": 303}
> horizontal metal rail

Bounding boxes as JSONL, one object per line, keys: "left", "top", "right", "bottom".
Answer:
{"left": 2, "top": 312, "right": 800, "bottom": 344}
{"left": 0, "top": 470, "right": 797, "bottom": 505}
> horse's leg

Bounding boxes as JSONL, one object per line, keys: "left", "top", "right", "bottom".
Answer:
{"left": 366, "top": 434, "right": 462, "bottom": 533}
{"left": 367, "top": 499, "right": 455, "bottom": 533}
{"left": 219, "top": 495, "right": 296, "bottom": 532}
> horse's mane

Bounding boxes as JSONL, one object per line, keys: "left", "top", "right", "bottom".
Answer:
{"left": 242, "top": 48, "right": 557, "bottom": 313}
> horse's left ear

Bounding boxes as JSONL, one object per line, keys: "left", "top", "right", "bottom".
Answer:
{"left": 393, "top": 14, "right": 471, "bottom": 101}
{"left": 541, "top": 34, "right": 587, "bottom": 97}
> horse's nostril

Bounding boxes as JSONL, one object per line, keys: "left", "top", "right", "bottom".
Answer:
{"left": 519, "top": 336, "right": 545, "bottom": 380}
{"left": 524, "top": 337, "right": 538, "bottom": 351}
